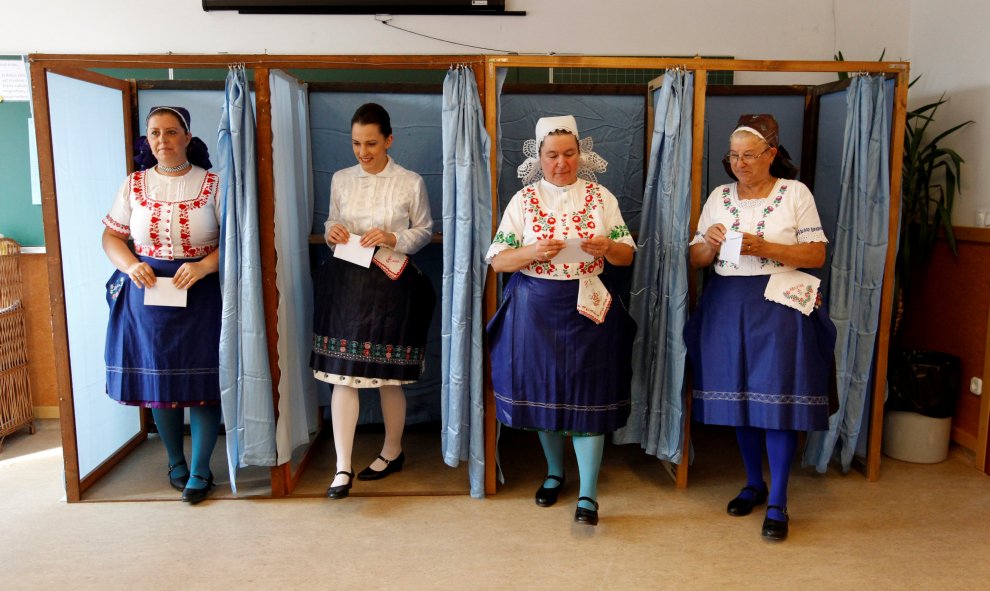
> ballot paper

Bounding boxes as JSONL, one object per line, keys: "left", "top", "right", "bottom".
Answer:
{"left": 333, "top": 234, "right": 375, "bottom": 268}
{"left": 551, "top": 238, "right": 595, "bottom": 264}
{"left": 719, "top": 230, "right": 743, "bottom": 265}
{"left": 144, "top": 279, "right": 188, "bottom": 307}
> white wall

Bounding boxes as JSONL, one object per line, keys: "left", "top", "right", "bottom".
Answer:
{"left": 908, "top": 0, "right": 990, "bottom": 226}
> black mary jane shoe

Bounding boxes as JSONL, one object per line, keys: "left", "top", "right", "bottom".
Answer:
{"left": 574, "top": 496, "right": 600, "bottom": 526}
{"left": 535, "top": 474, "right": 565, "bottom": 507}
{"left": 181, "top": 473, "right": 215, "bottom": 505}
{"left": 168, "top": 461, "right": 190, "bottom": 492}
{"left": 357, "top": 452, "right": 405, "bottom": 481}
{"left": 326, "top": 470, "right": 354, "bottom": 500}
{"left": 762, "top": 505, "right": 789, "bottom": 541}
{"left": 726, "top": 484, "right": 768, "bottom": 517}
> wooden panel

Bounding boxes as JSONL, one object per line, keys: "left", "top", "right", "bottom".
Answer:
{"left": 20, "top": 254, "right": 57, "bottom": 408}
{"left": 977, "top": 304, "right": 990, "bottom": 474}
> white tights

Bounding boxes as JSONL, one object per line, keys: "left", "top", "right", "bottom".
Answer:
{"left": 330, "top": 384, "right": 406, "bottom": 486}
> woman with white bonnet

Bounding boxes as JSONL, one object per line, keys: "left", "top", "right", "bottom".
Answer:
{"left": 684, "top": 114, "right": 837, "bottom": 540}
{"left": 486, "top": 115, "right": 637, "bottom": 526}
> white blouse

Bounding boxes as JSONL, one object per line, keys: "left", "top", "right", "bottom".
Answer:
{"left": 324, "top": 158, "right": 433, "bottom": 255}
{"left": 690, "top": 179, "right": 828, "bottom": 276}
{"left": 103, "top": 166, "right": 221, "bottom": 261}
{"left": 486, "top": 179, "right": 636, "bottom": 280}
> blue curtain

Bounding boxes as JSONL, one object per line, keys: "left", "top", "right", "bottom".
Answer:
{"left": 269, "top": 70, "right": 319, "bottom": 464}
{"left": 218, "top": 66, "right": 276, "bottom": 491}
{"left": 804, "top": 76, "right": 890, "bottom": 473}
{"left": 441, "top": 66, "right": 492, "bottom": 498}
{"left": 613, "top": 70, "right": 694, "bottom": 463}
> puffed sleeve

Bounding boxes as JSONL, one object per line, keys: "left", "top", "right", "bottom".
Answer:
{"left": 392, "top": 174, "right": 433, "bottom": 255}
{"left": 323, "top": 171, "right": 344, "bottom": 245}
{"left": 793, "top": 182, "right": 828, "bottom": 243}
{"left": 598, "top": 185, "right": 636, "bottom": 250}
{"left": 485, "top": 192, "right": 526, "bottom": 264}
{"left": 103, "top": 176, "right": 132, "bottom": 236}
{"left": 689, "top": 188, "right": 721, "bottom": 246}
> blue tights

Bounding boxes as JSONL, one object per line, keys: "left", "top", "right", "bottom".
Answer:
{"left": 151, "top": 406, "right": 221, "bottom": 490}
{"left": 736, "top": 426, "right": 797, "bottom": 521}
{"left": 537, "top": 431, "right": 604, "bottom": 511}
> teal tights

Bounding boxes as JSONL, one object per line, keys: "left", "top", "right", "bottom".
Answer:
{"left": 151, "top": 406, "right": 221, "bottom": 490}
{"left": 537, "top": 431, "right": 605, "bottom": 511}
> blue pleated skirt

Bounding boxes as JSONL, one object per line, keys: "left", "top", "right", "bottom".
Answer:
{"left": 684, "top": 273, "right": 836, "bottom": 431}
{"left": 104, "top": 256, "right": 221, "bottom": 407}
{"left": 487, "top": 273, "right": 636, "bottom": 434}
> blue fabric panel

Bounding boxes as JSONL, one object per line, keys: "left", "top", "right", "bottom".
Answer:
{"left": 47, "top": 72, "right": 141, "bottom": 479}
{"left": 808, "top": 90, "right": 847, "bottom": 297}
{"left": 309, "top": 92, "right": 443, "bottom": 235}
{"left": 804, "top": 76, "right": 891, "bottom": 473}
{"left": 218, "top": 67, "right": 276, "bottom": 491}
{"left": 441, "top": 67, "right": 492, "bottom": 498}
{"left": 613, "top": 71, "right": 694, "bottom": 463}
{"left": 269, "top": 70, "right": 320, "bottom": 464}
{"left": 497, "top": 94, "right": 645, "bottom": 233}
{"left": 703, "top": 95, "right": 805, "bottom": 202}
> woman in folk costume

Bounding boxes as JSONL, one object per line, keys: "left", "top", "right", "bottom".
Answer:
{"left": 486, "top": 115, "right": 637, "bottom": 526}
{"left": 102, "top": 106, "right": 222, "bottom": 504}
{"left": 684, "top": 114, "right": 837, "bottom": 540}
{"left": 310, "top": 103, "right": 435, "bottom": 500}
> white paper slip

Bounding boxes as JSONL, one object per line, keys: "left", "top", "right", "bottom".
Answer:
{"left": 333, "top": 234, "right": 375, "bottom": 268}
{"left": 719, "top": 230, "right": 743, "bottom": 265}
{"left": 551, "top": 238, "right": 596, "bottom": 264}
{"left": 144, "top": 279, "right": 188, "bottom": 307}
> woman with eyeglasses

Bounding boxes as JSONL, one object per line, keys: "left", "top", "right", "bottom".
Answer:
{"left": 683, "top": 114, "right": 836, "bottom": 541}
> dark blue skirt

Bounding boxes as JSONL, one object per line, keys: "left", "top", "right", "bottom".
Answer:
{"left": 105, "top": 256, "right": 221, "bottom": 407}
{"left": 310, "top": 255, "right": 435, "bottom": 382}
{"left": 684, "top": 273, "right": 836, "bottom": 431}
{"left": 487, "top": 273, "right": 635, "bottom": 434}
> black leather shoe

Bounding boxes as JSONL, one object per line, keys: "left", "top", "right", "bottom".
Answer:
{"left": 574, "top": 496, "right": 599, "bottom": 526}
{"left": 762, "top": 505, "right": 789, "bottom": 541}
{"left": 357, "top": 452, "right": 405, "bottom": 481}
{"left": 168, "top": 461, "right": 189, "bottom": 491}
{"left": 535, "top": 474, "right": 565, "bottom": 507}
{"left": 327, "top": 470, "right": 354, "bottom": 500}
{"left": 181, "top": 473, "right": 215, "bottom": 505}
{"left": 726, "top": 484, "right": 768, "bottom": 516}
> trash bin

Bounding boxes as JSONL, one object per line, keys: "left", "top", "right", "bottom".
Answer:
{"left": 882, "top": 349, "right": 961, "bottom": 463}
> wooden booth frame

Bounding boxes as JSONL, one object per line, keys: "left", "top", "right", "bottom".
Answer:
{"left": 30, "top": 54, "right": 910, "bottom": 502}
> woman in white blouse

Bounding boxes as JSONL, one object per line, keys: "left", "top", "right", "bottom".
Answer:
{"left": 684, "top": 114, "right": 837, "bottom": 541}
{"left": 311, "top": 103, "right": 435, "bottom": 500}
{"left": 486, "top": 115, "right": 636, "bottom": 526}
{"left": 102, "top": 106, "right": 222, "bottom": 504}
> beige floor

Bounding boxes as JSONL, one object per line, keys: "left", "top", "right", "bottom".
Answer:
{"left": 2, "top": 419, "right": 989, "bottom": 590}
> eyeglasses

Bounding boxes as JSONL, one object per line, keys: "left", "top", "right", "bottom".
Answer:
{"left": 726, "top": 148, "right": 771, "bottom": 164}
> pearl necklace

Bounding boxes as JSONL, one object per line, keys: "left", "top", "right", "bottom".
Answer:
{"left": 157, "top": 161, "right": 191, "bottom": 174}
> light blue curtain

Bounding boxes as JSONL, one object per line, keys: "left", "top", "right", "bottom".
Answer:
{"left": 218, "top": 65, "right": 276, "bottom": 491}
{"left": 441, "top": 66, "right": 492, "bottom": 498}
{"left": 804, "top": 75, "right": 890, "bottom": 473}
{"left": 613, "top": 70, "right": 694, "bottom": 463}
{"left": 269, "top": 70, "right": 319, "bottom": 464}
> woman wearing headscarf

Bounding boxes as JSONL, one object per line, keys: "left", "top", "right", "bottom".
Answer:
{"left": 102, "top": 106, "right": 221, "bottom": 504}
{"left": 486, "top": 115, "right": 636, "bottom": 526}
{"left": 310, "top": 103, "right": 435, "bottom": 500}
{"left": 684, "top": 114, "right": 836, "bottom": 540}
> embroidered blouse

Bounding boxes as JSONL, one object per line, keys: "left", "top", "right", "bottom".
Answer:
{"left": 485, "top": 179, "right": 636, "bottom": 281}
{"left": 103, "top": 166, "right": 221, "bottom": 261}
{"left": 690, "top": 179, "right": 828, "bottom": 276}
{"left": 324, "top": 158, "right": 433, "bottom": 255}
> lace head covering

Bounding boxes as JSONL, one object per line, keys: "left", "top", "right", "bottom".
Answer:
{"left": 135, "top": 106, "right": 213, "bottom": 171}
{"left": 721, "top": 113, "right": 798, "bottom": 181}
{"left": 516, "top": 115, "right": 608, "bottom": 185}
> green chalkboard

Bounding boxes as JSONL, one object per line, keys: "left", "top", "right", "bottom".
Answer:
{"left": 0, "top": 57, "right": 43, "bottom": 247}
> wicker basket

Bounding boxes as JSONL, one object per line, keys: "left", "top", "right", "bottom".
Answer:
{"left": 0, "top": 238, "right": 35, "bottom": 450}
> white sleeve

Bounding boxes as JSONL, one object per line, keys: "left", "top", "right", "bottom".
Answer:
{"left": 392, "top": 175, "right": 433, "bottom": 255}
{"left": 485, "top": 193, "right": 526, "bottom": 264}
{"left": 793, "top": 183, "right": 828, "bottom": 243}
{"left": 689, "top": 189, "right": 721, "bottom": 246}
{"left": 599, "top": 185, "right": 636, "bottom": 249}
{"left": 323, "top": 172, "right": 343, "bottom": 244}
{"left": 102, "top": 176, "right": 132, "bottom": 235}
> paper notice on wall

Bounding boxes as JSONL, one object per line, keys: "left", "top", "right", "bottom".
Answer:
{"left": 0, "top": 59, "right": 30, "bottom": 102}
